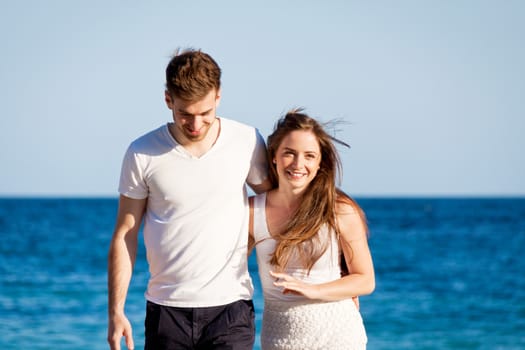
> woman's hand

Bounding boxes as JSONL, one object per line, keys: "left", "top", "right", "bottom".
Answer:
{"left": 270, "top": 271, "right": 322, "bottom": 299}
{"left": 270, "top": 270, "right": 360, "bottom": 309}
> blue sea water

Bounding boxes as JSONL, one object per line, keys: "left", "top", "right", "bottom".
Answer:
{"left": 1, "top": 197, "right": 524, "bottom": 349}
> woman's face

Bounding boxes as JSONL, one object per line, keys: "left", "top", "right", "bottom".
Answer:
{"left": 273, "top": 130, "right": 321, "bottom": 193}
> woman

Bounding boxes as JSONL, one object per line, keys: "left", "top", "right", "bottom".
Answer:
{"left": 249, "top": 109, "right": 375, "bottom": 350}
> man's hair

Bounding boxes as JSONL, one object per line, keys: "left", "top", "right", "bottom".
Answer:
{"left": 165, "top": 48, "right": 221, "bottom": 101}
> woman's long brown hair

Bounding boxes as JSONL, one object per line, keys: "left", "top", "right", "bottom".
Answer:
{"left": 266, "top": 108, "right": 367, "bottom": 273}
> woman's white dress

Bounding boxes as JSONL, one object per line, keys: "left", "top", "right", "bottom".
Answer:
{"left": 252, "top": 193, "right": 368, "bottom": 350}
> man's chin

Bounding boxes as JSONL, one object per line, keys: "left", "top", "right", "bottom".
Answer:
{"left": 185, "top": 133, "right": 205, "bottom": 142}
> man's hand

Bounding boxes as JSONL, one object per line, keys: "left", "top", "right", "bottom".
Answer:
{"left": 107, "top": 313, "right": 134, "bottom": 350}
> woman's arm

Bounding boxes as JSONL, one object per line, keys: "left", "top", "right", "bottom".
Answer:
{"left": 272, "top": 201, "right": 375, "bottom": 301}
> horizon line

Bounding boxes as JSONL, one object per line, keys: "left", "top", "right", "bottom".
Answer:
{"left": 1, "top": 193, "right": 525, "bottom": 199}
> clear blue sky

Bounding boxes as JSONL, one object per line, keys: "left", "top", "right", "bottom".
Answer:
{"left": 1, "top": 1, "right": 524, "bottom": 197}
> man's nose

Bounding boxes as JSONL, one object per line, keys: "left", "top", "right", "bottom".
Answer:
{"left": 190, "top": 116, "right": 203, "bottom": 130}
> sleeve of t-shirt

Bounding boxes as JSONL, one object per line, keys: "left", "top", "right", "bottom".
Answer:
{"left": 246, "top": 128, "right": 269, "bottom": 187}
{"left": 118, "top": 144, "right": 149, "bottom": 199}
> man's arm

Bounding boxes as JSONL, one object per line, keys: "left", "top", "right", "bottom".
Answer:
{"left": 107, "top": 195, "right": 147, "bottom": 350}
{"left": 247, "top": 128, "right": 273, "bottom": 195}
{"left": 248, "top": 177, "right": 273, "bottom": 194}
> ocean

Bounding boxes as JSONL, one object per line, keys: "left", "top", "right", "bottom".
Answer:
{"left": 0, "top": 197, "right": 524, "bottom": 349}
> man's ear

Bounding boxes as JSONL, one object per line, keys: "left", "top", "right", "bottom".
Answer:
{"left": 165, "top": 90, "right": 173, "bottom": 109}
{"left": 215, "top": 88, "right": 222, "bottom": 107}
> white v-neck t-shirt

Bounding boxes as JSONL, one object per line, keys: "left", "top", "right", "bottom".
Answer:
{"left": 119, "top": 117, "right": 268, "bottom": 307}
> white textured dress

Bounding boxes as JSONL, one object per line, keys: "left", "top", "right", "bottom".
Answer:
{"left": 252, "top": 193, "right": 368, "bottom": 350}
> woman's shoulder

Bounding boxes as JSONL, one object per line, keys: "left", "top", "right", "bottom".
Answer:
{"left": 335, "top": 192, "right": 360, "bottom": 215}
{"left": 249, "top": 191, "right": 268, "bottom": 207}
{"left": 335, "top": 193, "right": 368, "bottom": 239}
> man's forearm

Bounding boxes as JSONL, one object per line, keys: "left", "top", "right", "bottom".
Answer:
{"left": 108, "top": 234, "right": 137, "bottom": 315}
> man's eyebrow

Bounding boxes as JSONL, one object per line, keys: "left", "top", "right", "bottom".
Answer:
{"left": 177, "top": 107, "right": 213, "bottom": 116}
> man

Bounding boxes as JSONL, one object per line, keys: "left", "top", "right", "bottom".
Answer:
{"left": 107, "top": 48, "right": 270, "bottom": 350}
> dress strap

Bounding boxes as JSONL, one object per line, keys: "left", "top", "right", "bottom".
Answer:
{"left": 252, "top": 193, "right": 270, "bottom": 241}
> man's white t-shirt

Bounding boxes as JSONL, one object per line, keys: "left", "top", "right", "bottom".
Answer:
{"left": 119, "top": 117, "right": 268, "bottom": 307}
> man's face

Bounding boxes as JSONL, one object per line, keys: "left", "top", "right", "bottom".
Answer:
{"left": 165, "top": 89, "right": 221, "bottom": 143}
